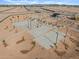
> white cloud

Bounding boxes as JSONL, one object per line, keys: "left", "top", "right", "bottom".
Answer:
{"left": 55, "top": 2, "right": 64, "bottom": 5}
{"left": 41, "top": 1, "right": 54, "bottom": 4}
{"left": 3, "top": 0, "right": 79, "bottom": 5}
{"left": 4, "top": 0, "right": 30, "bottom": 4}
{"left": 4, "top": 0, "right": 55, "bottom": 4}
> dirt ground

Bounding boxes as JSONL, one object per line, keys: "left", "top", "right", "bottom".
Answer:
{"left": 0, "top": 5, "right": 79, "bottom": 59}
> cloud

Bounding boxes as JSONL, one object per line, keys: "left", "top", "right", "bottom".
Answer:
{"left": 5, "top": 0, "right": 29, "bottom": 3}
{"left": 4, "top": 0, "right": 31, "bottom": 4}
{"left": 4, "top": 0, "right": 53, "bottom": 4}
{"left": 55, "top": 2, "right": 64, "bottom": 5}
{"left": 3, "top": 0, "right": 79, "bottom": 5}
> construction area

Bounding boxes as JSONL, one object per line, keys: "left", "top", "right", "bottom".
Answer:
{"left": 0, "top": 5, "right": 79, "bottom": 59}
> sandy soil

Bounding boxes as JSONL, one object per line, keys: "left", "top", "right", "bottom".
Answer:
{"left": 0, "top": 6, "right": 79, "bottom": 59}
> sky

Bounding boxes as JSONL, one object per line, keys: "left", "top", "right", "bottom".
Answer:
{"left": 0, "top": 0, "right": 79, "bottom": 5}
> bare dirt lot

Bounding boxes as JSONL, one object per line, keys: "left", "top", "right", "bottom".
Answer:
{"left": 0, "top": 5, "right": 79, "bottom": 59}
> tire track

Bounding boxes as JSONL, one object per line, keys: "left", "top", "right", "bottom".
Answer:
{"left": 0, "top": 7, "right": 17, "bottom": 13}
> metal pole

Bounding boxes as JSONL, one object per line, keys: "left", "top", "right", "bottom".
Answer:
{"left": 27, "top": 20, "right": 29, "bottom": 29}
{"left": 54, "top": 26, "right": 59, "bottom": 48}
{"left": 29, "top": 19, "right": 31, "bottom": 29}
